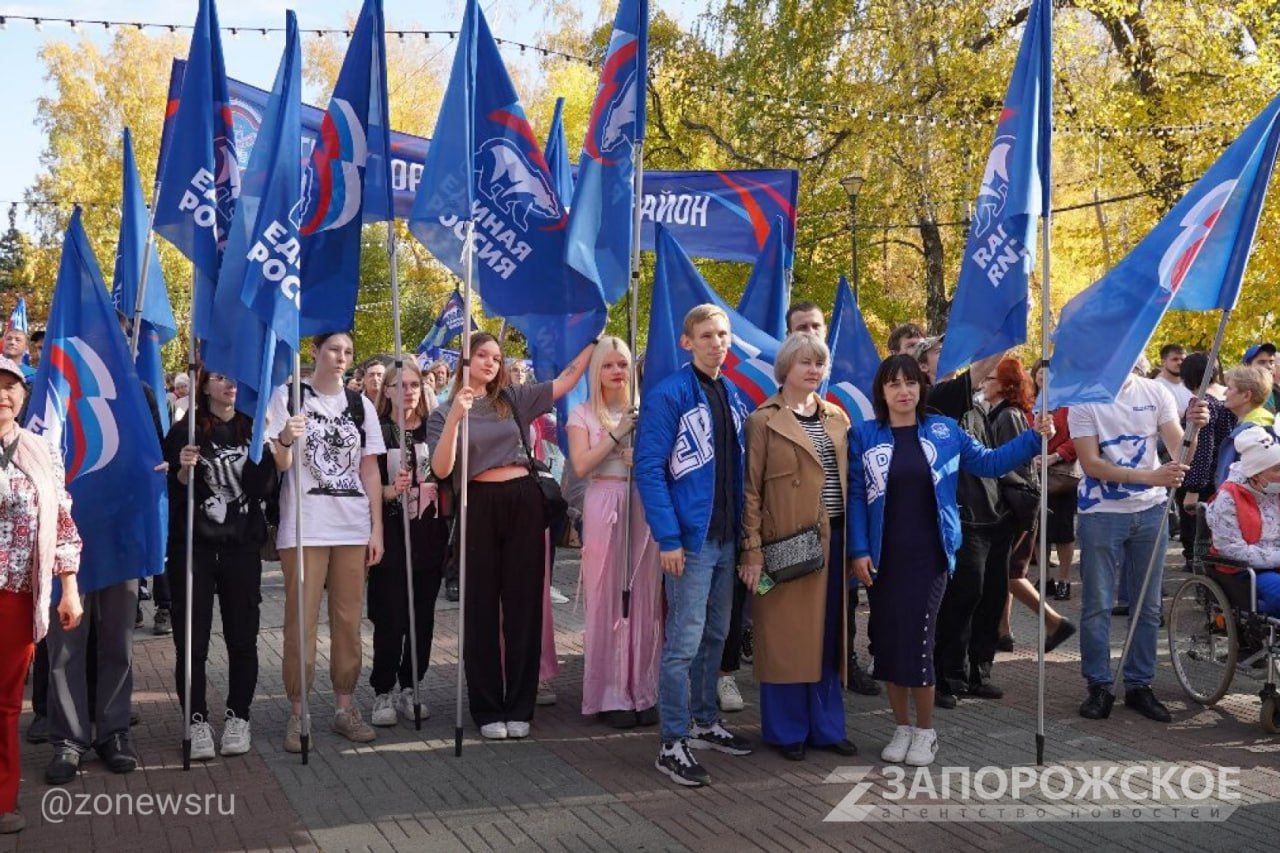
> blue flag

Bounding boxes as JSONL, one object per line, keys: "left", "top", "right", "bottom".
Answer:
{"left": 206, "top": 12, "right": 303, "bottom": 462}
{"left": 736, "top": 216, "right": 790, "bottom": 340}
{"left": 409, "top": 0, "right": 600, "bottom": 318}
{"left": 937, "top": 0, "right": 1052, "bottom": 377}
{"left": 1051, "top": 93, "right": 1280, "bottom": 407}
{"left": 824, "top": 276, "right": 880, "bottom": 423}
{"left": 152, "top": 0, "right": 237, "bottom": 341}
{"left": 112, "top": 127, "right": 176, "bottom": 433}
{"left": 416, "top": 289, "right": 471, "bottom": 353}
{"left": 644, "top": 225, "right": 779, "bottom": 408}
{"left": 298, "top": 0, "right": 393, "bottom": 335}
{"left": 545, "top": 97, "right": 575, "bottom": 209}
{"left": 25, "top": 209, "right": 167, "bottom": 595}
{"left": 565, "top": 0, "right": 648, "bottom": 305}
{"left": 7, "top": 296, "right": 27, "bottom": 334}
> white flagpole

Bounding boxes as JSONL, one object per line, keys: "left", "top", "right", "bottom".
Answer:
{"left": 181, "top": 263, "right": 196, "bottom": 771}
{"left": 388, "top": 224, "right": 423, "bottom": 729}
{"left": 454, "top": 219, "right": 474, "bottom": 757}
{"left": 1036, "top": 202, "right": 1051, "bottom": 765}
{"left": 623, "top": 141, "right": 644, "bottom": 620}
{"left": 291, "top": 350, "right": 310, "bottom": 764}
{"left": 129, "top": 189, "right": 161, "bottom": 361}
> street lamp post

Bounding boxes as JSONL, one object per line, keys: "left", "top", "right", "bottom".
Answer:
{"left": 840, "top": 174, "right": 865, "bottom": 305}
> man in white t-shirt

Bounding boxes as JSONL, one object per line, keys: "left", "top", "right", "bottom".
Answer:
{"left": 1153, "top": 343, "right": 1193, "bottom": 416}
{"left": 1068, "top": 371, "right": 1208, "bottom": 723}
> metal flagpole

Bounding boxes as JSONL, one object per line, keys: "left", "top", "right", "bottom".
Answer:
{"left": 129, "top": 190, "right": 161, "bottom": 360}
{"left": 181, "top": 263, "right": 196, "bottom": 771}
{"left": 388, "top": 225, "right": 423, "bottom": 729}
{"left": 622, "top": 141, "right": 644, "bottom": 621}
{"left": 1035, "top": 203, "right": 1051, "bottom": 766}
{"left": 291, "top": 350, "right": 310, "bottom": 764}
{"left": 1112, "top": 308, "right": 1232, "bottom": 689}
{"left": 455, "top": 219, "right": 474, "bottom": 757}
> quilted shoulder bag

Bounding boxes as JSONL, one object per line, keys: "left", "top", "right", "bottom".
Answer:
{"left": 762, "top": 524, "right": 824, "bottom": 584}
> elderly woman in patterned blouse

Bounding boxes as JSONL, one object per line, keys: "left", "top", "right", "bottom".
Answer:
{"left": 0, "top": 356, "right": 82, "bottom": 834}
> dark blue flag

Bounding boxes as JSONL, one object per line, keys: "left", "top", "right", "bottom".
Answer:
{"left": 25, "top": 209, "right": 167, "bottom": 595}
{"left": 566, "top": 0, "right": 648, "bottom": 305}
{"left": 152, "top": 0, "right": 237, "bottom": 342}
{"left": 824, "top": 276, "right": 879, "bottom": 423}
{"left": 206, "top": 12, "right": 304, "bottom": 462}
{"left": 1051, "top": 92, "right": 1280, "bottom": 407}
{"left": 937, "top": 0, "right": 1052, "bottom": 377}
{"left": 416, "top": 289, "right": 472, "bottom": 353}
{"left": 298, "top": 0, "right": 393, "bottom": 335}
{"left": 112, "top": 127, "right": 176, "bottom": 433}
{"left": 7, "top": 297, "right": 33, "bottom": 372}
{"left": 545, "top": 97, "right": 575, "bottom": 209}
{"left": 736, "top": 216, "right": 789, "bottom": 340}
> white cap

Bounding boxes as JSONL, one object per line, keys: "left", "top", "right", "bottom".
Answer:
{"left": 0, "top": 356, "right": 25, "bottom": 383}
{"left": 1234, "top": 427, "right": 1280, "bottom": 477}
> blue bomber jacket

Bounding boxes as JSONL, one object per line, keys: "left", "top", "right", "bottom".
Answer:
{"left": 634, "top": 364, "right": 749, "bottom": 554}
{"left": 846, "top": 414, "right": 1040, "bottom": 575}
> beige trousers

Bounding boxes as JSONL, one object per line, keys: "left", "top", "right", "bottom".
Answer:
{"left": 279, "top": 545, "right": 367, "bottom": 701}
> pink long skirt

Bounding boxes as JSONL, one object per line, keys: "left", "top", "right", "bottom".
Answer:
{"left": 540, "top": 529, "right": 558, "bottom": 681}
{"left": 579, "top": 479, "right": 662, "bottom": 715}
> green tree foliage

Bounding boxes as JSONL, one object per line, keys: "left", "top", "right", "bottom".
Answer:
{"left": 0, "top": 205, "right": 34, "bottom": 310}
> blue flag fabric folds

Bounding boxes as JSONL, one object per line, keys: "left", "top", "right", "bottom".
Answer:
{"left": 25, "top": 209, "right": 167, "bottom": 594}
{"left": 736, "top": 216, "right": 790, "bottom": 340}
{"left": 937, "top": 0, "right": 1052, "bottom": 377}
{"left": 298, "top": 0, "right": 393, "bottom": 335}
{"left": 545, "top": 97, "right": 575, "bottom": 209}
{"left": 8, "top": 297, "right": 28, "bottom": 334}
{"left": 644, "top": 225, "right": 779, "bottom": 408}
{"left": 152, "top": 0, "right": 237, "bottom": 341}
{"left": 112, "top": 127, "right": 176, "bottom": 433}
{"left": 825, "top": 276, "right": 879, "bottom": 423}
{"left": 206, "top": 12, "right": 303, "bottom": 462}
{"left": 416, "top": 289, "right": 472, "bottom": 353}
{"left": 565, "top": 0, "right": 648, "bottom": 305}
{"left": 1051, "top": 93, "right": 1280, "bottom": 407}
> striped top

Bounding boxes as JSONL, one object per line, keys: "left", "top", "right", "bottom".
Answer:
{"left": 797, "top": 410, "right": 843, "bottom": 518}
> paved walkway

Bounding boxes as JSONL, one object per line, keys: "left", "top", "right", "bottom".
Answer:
{"left": 7, "top": 544, "right": 1280, "bottom": 852}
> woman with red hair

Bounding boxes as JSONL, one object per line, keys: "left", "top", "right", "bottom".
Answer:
{"left": 983, "top": 359, "right": 1076, "bottom": 659}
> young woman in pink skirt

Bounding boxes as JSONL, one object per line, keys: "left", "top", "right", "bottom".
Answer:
{"left": 567, "top": 337, "right": 662, "bottom": 729}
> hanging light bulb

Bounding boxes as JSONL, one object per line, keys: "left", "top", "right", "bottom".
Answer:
{"left": 33, "top": 18, "right": 43, "bottom": 31}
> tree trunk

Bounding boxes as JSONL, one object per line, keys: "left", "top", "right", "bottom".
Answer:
{"left": 919, "top": 216, "right": 948, "bottom": 335}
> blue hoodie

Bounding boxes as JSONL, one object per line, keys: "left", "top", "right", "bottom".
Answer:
{"left": 635, "top": 364, "right": 749, "bottom": 554}
{"left": 847, "top": 414, "right": 1040, "bottom": 574}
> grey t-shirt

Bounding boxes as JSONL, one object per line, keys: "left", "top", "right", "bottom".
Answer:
{"left": 424, "top": 380, "right": 554, "bottom": 483}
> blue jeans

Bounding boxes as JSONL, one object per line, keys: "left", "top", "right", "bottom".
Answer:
{"left": 1077, "top": 504, "right": 1165, "bottom": 690}
{"left": 658, "top": 538, "right": 736, "bottom": 742}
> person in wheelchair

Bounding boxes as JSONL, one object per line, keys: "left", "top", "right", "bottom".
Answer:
{"left": 1205, "top": 428, "right": 1280, "bottom": 617}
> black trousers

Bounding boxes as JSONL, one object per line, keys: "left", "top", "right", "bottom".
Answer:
{"left": 167, "top": 543, "right": 263, "bottom": 721}
{"left": 719, "top": 576, "right": 749, "bottom": 673}
{"left": 464, "top": 477, "right": 545, "bottom": 726}
{"left": 369, "top": 512, "right": 446, "bottom": 694}
{"left": 934, "top": 522, "right": 1014, "bottom": 695}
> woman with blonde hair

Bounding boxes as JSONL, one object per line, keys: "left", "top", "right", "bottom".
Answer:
{"left": 567, "top": 336, "right": 661, "bottom": 728}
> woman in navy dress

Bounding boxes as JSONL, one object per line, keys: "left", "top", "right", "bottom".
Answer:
{"left": 848, "top": 355, "right": 1053, "bottom": 767}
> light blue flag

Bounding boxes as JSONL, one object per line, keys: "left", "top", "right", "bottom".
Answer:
{"left": 937, "top": 0, "right": 1052, "bottom": 377}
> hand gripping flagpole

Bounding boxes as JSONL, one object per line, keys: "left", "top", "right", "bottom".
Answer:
{"left": 388, "top": 225, "right": 423, "bottom": 730}
{"left": 1036, "top": 204, "right": 1051, "bottom": 766}
{"left": 455, "top": 219, "right": 474, "bottom": 757}
{"left": 181, "top": 263, "right": 196, "bottom": 771}
{"left": 291, "top": 350, "right": 310, "bottom": 764}
{"left": 622, "top": 140, "right": 645, "bottom": 621}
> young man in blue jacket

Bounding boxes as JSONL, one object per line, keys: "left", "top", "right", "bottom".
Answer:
{"left": 635, "top": 304, "right": 754, "bottom": 787}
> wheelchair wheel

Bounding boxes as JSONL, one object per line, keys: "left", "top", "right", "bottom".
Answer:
{"left": 1263, "top": 696, "right": 1280, "bottom": 734}
{"left": 1168, "top": 577, "right": 1237, "bottom": 705}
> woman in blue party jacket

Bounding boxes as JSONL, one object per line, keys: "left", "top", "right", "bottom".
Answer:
{"left": 847, "top": 354, "right": 1054, "bottom": 767}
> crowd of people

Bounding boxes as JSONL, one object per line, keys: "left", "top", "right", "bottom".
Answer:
{"left": 4, "top": 305, "right": 1280, "bottom": 833}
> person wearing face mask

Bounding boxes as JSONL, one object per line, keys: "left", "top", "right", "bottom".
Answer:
{"left": 1205, "top": 428, "right": 1280, "bottom": 617}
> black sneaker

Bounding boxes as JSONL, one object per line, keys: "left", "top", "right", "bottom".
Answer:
{"left": 740, "top": 626, "right": 754, "bottom": 664}
{"left": 996, "top": 634, "right": 1015, "bottom": 653}
{"left": 934, "top": 691, "right": 958, "bottom": 710}
{"left": 847, "top": 659, "right": 882, "bottom": 696}
{"left": 1079, "top": 684, "right": 1116, "bottom": 720}
{"left": 689, "top": 719, "right": 753, "bottom": 756}
{"left": 445, "top": 578, "right": 460, "bottom": 602}
{"left": 966, "top": 680, "right": 1004, "bottom": 700}
{"left": 152, "top": 608, "right": 172, "bottom": 636}
{"left": 1124, "top": 686, "right": 1172, "bottom": 723}
{"left": 96, "top": 732, "right": 139, "bottom": 774}
{"left": 1053, "top": 582, "right": 1071, "bottom": 602}
{"left": 1112, "top": 605, "right": 1130, "bottom": 617}
{"left": 44, "top": 747, "right": 80, "bottom": 785}
{"left": 655, "top": 739, "right": 710, "bottom": 787}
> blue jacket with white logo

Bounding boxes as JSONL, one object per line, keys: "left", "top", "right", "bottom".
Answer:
{"left": 847, "top": 414, "right": 1040, "bottom": 575}
{"left": 635, "top": 364, "right": 749, "bottom": 554}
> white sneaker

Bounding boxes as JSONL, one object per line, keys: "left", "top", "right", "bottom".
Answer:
{"left": 536, "top": 681, "right": 557, "bottom": 706}
{"left": 395, "top": 686, "right": 428, "bottom": 722}
{"left": 371, "top": 693, "right": 397, "bottom": 727}
{"left": 189, "top": 715, "right": 215, "bottom": 761}
{"left": 717, "top": 675, "right": 745, "bottom": 712}
{"left": 549, "top": 585, "right": 570, "bottom": 604}
{"left": 905, "top": 728, "right": 938, "bottom": 767}
{"left": 220, "top": 711, "right": 252, "bottom": 756}
{"left": 880, "top": 725, "right": 914, "bottom": 763}
{"left": 506, "top": 721, "right": 531, "bottom": 739}
{"left": 480, "top": 722, "right": 508, "bottom": 740}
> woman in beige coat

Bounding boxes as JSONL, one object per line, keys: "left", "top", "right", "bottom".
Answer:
{"left": 738, "top": 334, "right": 857, "bottom": 761}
